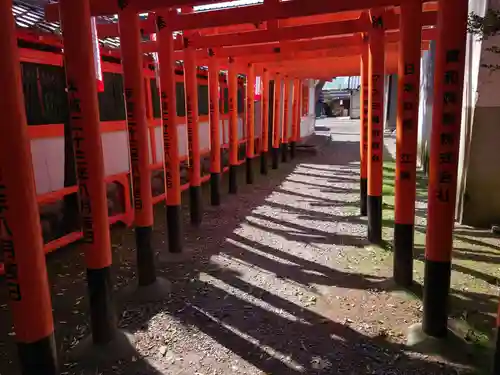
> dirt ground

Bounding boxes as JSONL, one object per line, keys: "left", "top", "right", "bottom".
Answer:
{"left": 0, "top": 118, "right": 495, "bottom": 374}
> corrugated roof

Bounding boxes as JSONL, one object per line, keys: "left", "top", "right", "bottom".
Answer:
{"left": 193, "top": 0, "right": 262, "bottom": 11}
{"left": 12, "top": 1, "right": 59, "bottom": 33}
{"left": 12, "top": 0, "right": 127, "bottom": 49}
{"left": 10, "top": 0, "right": 273, "bottom": 76}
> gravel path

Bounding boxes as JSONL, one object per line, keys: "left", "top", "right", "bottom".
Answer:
{"left": 0, "top": 118, "right": 475, "bottom": 374}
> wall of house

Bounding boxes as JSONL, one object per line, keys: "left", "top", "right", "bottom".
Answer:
{"left": 456, "top": 0, "right": 500, "bottom": 227}
{"left": 350, "top": 89, "right": 361, "bottom": 119}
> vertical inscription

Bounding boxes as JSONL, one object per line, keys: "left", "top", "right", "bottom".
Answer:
{"left": 124, "top": 88, "right": 143, "bottom": 211}
{"left": 161, "top": 90, "right": 173, "bottom": 189}
{"left": 435, "top": 49, "right": 461, "bottom": 203}
{"left": 0, "top": 179, "right": 21, "bottom": 301}
{"left": 67, "top": 81, "right": 94, "bottom": 244}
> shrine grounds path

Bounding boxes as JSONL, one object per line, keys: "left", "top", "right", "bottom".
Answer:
{"left": 0, "top": 118, "right": 497, "bottom": 374}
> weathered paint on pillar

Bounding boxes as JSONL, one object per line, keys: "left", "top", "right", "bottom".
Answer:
{"left": 272, "top": 73, "right": 282, "bottom": 169}
{"left": 393, "top": 0, "right": 422, "bottom": 287}
{"left": 119, "top": 9, "right": 156, "bottom": 287}
{"left": 360, "top": 35, "right": 369, "bottom": 217}
{"left": 184, "top": 37, "right": 202, "bottom": 225}
{"left": 422, "top": 0, "right": 468, "bottom": 338}
{"left": 208, "top": 51, "right": 222, "bottom": 205}
{"left": 246, "top": 63, "right": 256, "bottom": 183}
{"left": 261, "top": 68, "right": 270, "bottom": 175}
{"left": 156, "top": 11, "right": 183, "bottom": 253}
{"left": 228, "top": 57, "right": 239, "bottom": 194}
{"left": 367, "top": 11, "right": 385, "bottom": 244}
{"left": 0, "top": 0, "right": 58, "bottom": 371}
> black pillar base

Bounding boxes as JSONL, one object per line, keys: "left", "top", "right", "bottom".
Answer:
{"left": 360, "top": 178, "right": 367, "bottom": 216}
{"left": 166, "top": 205, "right": 183, "bottom": 253}
{"left": 119, "top": 276, "right": 171, "bottom": 304}
{"left": 393, "top": 223, "right": 414, "bottom": 287}
{"left": 210, "top": 172, "right": 221, "bottom": 206}
{"left": 271, "top": 147, "right": 280, "bottom": 169}
{"left": 229, "top": 164, "right": 238, "bottom": 194}
{"left": 17, "top": 334, "right": 58, "bottom": 375}
{"left": 281, "top": 143, "right": 288, "bottom": 162}
{"left": 68, "top": 329, "right": 136, "bottom": 367}
{"left": 290, "top": 141, "right": 297, "bottom": 159}
{"left": 246, "top": 157, "right": 254, "bottom": 184}
{"left": 87, "top": 266, "right": 117, "bottom": 345}
{"left": 367, "top": 195, "right": 382, "bottom": 244}
{"left": 260, "top": 151, "right": 268, "bottom": 175}
{"left": 135, "top": 226, "right": 156, "bottom": 287}
{"left": 189, "top": 185, "right": 202, "bottom": 226}
{"left": 422, "top": 259, "right": 451, "bottom": 338}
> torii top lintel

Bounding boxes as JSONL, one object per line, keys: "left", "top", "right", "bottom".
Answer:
{"left": 45, "top": 0, "right": 436, "bottom": 29}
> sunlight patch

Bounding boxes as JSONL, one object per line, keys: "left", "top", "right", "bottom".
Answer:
{"left": 186, "top": 303, "right": 305, "bottom": 372}
{"left": 199, "top": 272, "right": 301, "bottom": 323}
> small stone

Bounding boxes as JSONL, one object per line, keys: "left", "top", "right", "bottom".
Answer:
{"left": 159, "top": 346, "right": 168, "bottom": 356}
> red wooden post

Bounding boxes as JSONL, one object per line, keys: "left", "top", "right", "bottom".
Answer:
{"left": 246, "top": 63, "right": 256, "bottom": 183}
{"left": 360, "top": 35, "right": 369, "bottom": 216}
{"left": 367, "top": 10, "right": 385, "bottom": 244}
{"left": 260, "top": 68, "right": 270, "bottom": 174}
{"left": 272, "top": 72, "right": 283, "bottom": 169}
{"left": 0, "top": 0, "right": 58, "bottom": 371}
{"left": 393, "top": 0, "right": 422, "bottom": 287}
{"left": 208, "top": 51, "right": 222, "bottom": 205}
{"left": 156, "top": 10, "right": 183, "bottom": 253}
{"left": 422, "top": 0, "right": 468, "bottom": 338}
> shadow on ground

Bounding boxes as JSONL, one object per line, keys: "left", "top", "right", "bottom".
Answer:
{"left": 376, "top": 143, "right": 500, "bottom": 373}
{"left": 0, "top": 133, "right": 485, "bottom": 374}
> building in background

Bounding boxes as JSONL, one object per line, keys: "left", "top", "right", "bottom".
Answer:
{"left": 321, "top": 76, "right": 360, "bottom": 118}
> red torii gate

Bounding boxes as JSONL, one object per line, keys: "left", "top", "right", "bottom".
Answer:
{"left": 0, "top": 0, "right": 488, "bottom": 374}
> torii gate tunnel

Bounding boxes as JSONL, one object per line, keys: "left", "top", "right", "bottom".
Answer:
{"left": 1, "top": 0, "right": 498, "bottom": 374}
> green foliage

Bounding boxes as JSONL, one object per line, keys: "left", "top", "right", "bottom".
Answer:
{"left": 468, "top": 9, "right": 500, "bottom": 39}
{"left": 468, "top": 10, "right": 500, "bottom": 71}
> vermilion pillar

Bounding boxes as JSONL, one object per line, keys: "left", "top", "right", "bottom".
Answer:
{"left": 393, "top": 0, "right": 422, "bottom": 287}
{"left": 228, "top": 57, "right": 239, "bottom": 194}
{"left": 0, "top": 0, "right": 58, "bottom": 372}
{"left": 272, "top": 73, "right": 282, "bottom": 169}
{"left": 422, "top": 0, "right": 467, "bottom": 338}
{"left": 208, "top": 51, "right": 222, "bottom": 205}
{"left": 291, "top": 78, "right": 300, "bottom": 159}
{"left": 299, "top": 80, "right": 304, "bottom": 138}
{"left": 184, "top": 37, "right": 202, "bottom": 225}
{"left": 260, "top": 68, "right": 270, "bottom": 175}
{"left": 118, "top": 9, "right": 157, "bottom": 288}
{"left": 156, "top": 11, "right": 183, "bottom": 253}
{"left": 246, "top": 63, "right": 256, "bottom": 184}
{"left": 360, "top": 36, "right": 369, "bottom": 217}
{"left": 60, "top": 0, "right": 117, "bottom": 349}
{"left": 367, "top": 11, "right": 385, "bottom": 244}
{"left": 282, "top": 77, "right": 291, "bottom": 163}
